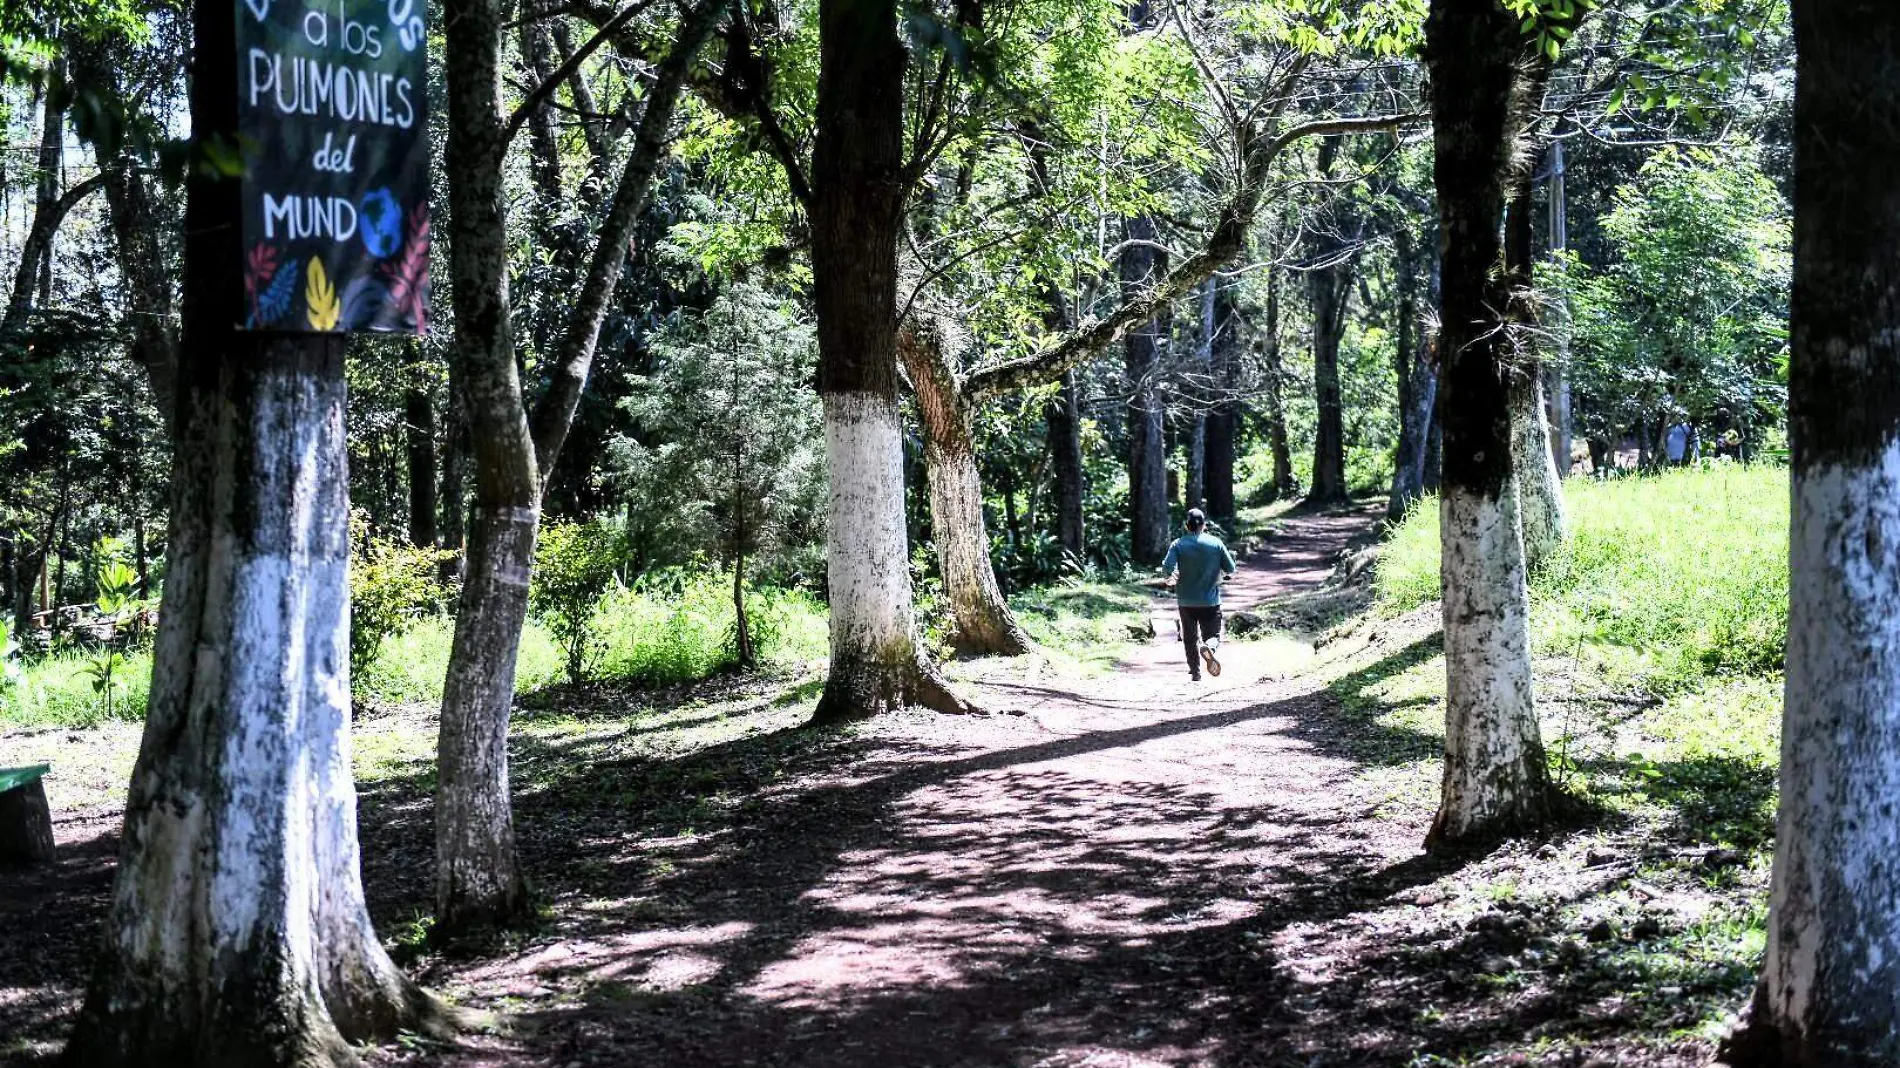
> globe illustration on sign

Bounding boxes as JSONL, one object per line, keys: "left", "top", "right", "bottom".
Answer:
{"left": 359, "top": 188, "right": 404, "bottom": 259}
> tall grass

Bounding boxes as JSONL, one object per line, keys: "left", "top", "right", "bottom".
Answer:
{"left": 0, "top": 648, "right": 154, "bottom": 728}
{"left": 1377, "top": 465, "right": 1789, "bottom": 694}
{"left": 6, "top": 576, "right": 830, "bottom": 726}
{"left": 354, "top": 571, "right": 829, "bottom": 707}
{"left": 593, "top": 575, "right": 828, "bottom": 685}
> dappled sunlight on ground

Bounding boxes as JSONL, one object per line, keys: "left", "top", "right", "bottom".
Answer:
{"left": 0, "top": 507, "right": 1762, "bottom": 1068}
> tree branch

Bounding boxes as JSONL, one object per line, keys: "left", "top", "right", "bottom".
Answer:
{"left": 963, "top": 112, "right": 1419, "bottom": 401}
{"left": 527, "top": 0, "right": 728, "bottom": 485}
{"left": 503, "top": 0, "right": 650, "bottom": 148}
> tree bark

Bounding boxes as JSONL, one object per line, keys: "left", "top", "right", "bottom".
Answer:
{"left": 1544, "top": 138, "right": 1572, "bottom": 477}
{"left": 1506, "top": 174, "right": 1565, "bottom": 572}
{"left": 1307, "top": 260, "right": 1354, "bottom": 506}
{"left": 434, "top": 0, "right": 721, "bottom": 934}
{"left": 808, "top": 0, "right": 972, "bottom": 723}
{"left": 1263, "top": 265, "right": 1295, "bottom": 500}
{"left": 1388, "top": 227, "right": 1436, "bottom": 523}
{"left": 1123, "top": 214, "right": 1171, "bottom": 565}
{"left": 1422, "top": 0, "right": 1552, "bottom": 849}
{"left": 1204, "top": 278, "right": 1240, "bottom": 526}
{"left": 403, "top": 344, "right": 439, "bottom": 550}
{"left": 1722, "top": 5, "right": 1900, "bottom": 1062}
{"left": 437, "top": 0, "right": 540, "bottom": 934}
{"left": 1183, "top": 280, "right": 1215, "bottom": 511}
{"left": 899, "top": 316, "right": 1031, "bottom": 656}
{"left": 1049, "top": 369, "right": 1086, "bottom": 558}
{"left": 62, "top": 2, "right": 447, "bottom": 1055}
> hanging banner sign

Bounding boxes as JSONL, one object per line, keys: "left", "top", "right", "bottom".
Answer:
{"left": 236, "top": 0, "right": 429, "bottom": 333}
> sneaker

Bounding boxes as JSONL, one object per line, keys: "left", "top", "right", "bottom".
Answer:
{"left": 1202, "top": 646, "right": 1222, "bottom": 677}
{"left": 1190, "top": 670, "right": 1202, "bottom": 682}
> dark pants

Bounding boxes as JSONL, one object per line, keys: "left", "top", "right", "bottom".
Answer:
{"left": 1179, "top": 605, "right": 1222, "bottom": 675}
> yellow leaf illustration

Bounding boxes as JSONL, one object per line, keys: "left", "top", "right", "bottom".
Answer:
{"left": 305, "top": 258, "right": 341, "bottom": 331}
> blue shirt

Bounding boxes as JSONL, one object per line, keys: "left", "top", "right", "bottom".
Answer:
{"left": 1162, "top": 532, "right": 1237, "bottom": 607}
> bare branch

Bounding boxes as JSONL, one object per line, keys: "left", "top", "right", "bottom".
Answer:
{"left": 503, "top": 0, "right": 650, "bottom": 148}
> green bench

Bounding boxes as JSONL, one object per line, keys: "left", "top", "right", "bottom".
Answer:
{"left": 0, "top": 764, "right": 55, "bottom": 864}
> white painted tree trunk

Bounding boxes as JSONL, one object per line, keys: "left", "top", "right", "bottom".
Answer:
{"left": 1509, "top": 368, "right": 1566, "bottom": 572}
{"left": 66, "top": 343, "right": 449, "bottom": 1066}
{"left": 812, "top": 393, "right": 972, "bottom": 723}
{"left": 1735, "top": 448, "right": 1900, "bottom": 1063}
{"left": 1723, "top": 9, "right": 1900, "bottom": 1060}
{"left": 1430, "top": 477, "right": 1549, "bottom": 845}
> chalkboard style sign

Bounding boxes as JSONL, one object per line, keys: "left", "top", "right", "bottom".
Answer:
{"left": 237, "top": 0, "right": 429, "bottom": 333}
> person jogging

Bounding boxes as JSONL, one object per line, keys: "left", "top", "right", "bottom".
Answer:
{"left": 1162, "top": 508, "right": 1238, "bottom": 681}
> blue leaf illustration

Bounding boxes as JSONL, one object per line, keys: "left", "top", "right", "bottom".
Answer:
{"left": 256, "top": 258, "right": 300, "bottom": 326}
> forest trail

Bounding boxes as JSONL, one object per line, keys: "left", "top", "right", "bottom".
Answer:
{"left": 424, "top": 504, "right": 1477, "bottom": 1068}
{"left": 3, "top": 504, "right": 1727, "bottom": 1067}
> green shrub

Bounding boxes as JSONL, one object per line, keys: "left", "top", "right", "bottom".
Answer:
{"left": 530, "top": 519, "right": 626, "bottom": 684}
{"left": 1376, "top": 465, "right": 1789, "bottom": 694}
{"left": 594, "top": 569, "right": 826, "bottom": 686}
{"left": 350, "top": 517, "right": 453, "bottom": 677}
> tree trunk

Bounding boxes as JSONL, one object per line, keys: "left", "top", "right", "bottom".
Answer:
{"left": 437, "top": 0, "right": 539, "bottom": 934}
{"left": 1307, "top": 261, "right": 1354, "bottom": 506}
{"left": 1722, "top": 6, "right": 1900, "bottom": 1062}
{"left": 1388, "top": 228, "right": 1436, "bottom": 523}
{"left": 404, "top": 345, "right": 439, "bottom": 550}
{"left": 433, "top": 0, "right": 721, "bottom": 935}
{"left": 899, "top": 317, "right": 1031, "bottom": 656}
{"left": 440, "top": 385, "right": 467, "bottom": 540}
{"left": 1263, "top": 266, "right": 1295, "bottom": 499}
{"left": 1509, "top": 367, "right": 1564, "bottom": 570}
{"left": 1184, "top": 280, "right": 1214, "bottom": 511}
{"left": 1049, "top": 370, "right": 1086, "bottom": 558}
{"left": 1123, "top": 214, "right": 1171, "bottom": 565}
{"left": 1204, "top": 278, "right": 1240, "bottom": 526}
{"left": 809, "top": 0, "right": 972, "bottom": 723}
{"left": 1506, "top": 177, "right": 1565, "bottom": 572}
{"left": 68, "top": 35, "right": 181, "bottom": 437}
{"left": 1422, "top": 0, "right": 1551, "bottom": 849}
{"left": 1544, "top": 139, "right": 1572, "bottom": 478}
{"left": 5, "top": 65, "right": 65, "bottom": 323}
{"left": 62, "top": 2, "right": 447, "bottom": 1056}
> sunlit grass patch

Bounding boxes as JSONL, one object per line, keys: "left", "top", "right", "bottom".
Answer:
{"left": 1, "top": 646, "right": 153, "bottom": 729}
{"left": 1011, "top": 578, "right": 1153, "bottom": 674}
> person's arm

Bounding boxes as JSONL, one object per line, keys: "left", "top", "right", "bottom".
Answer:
{"left": 1221, "top": 543, "right": 1237, "bottom": 576}
{"left": 1162, "top": 541, "right": 1180, "bottom": 583}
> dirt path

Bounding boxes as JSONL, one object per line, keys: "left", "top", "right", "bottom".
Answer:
{"left": 411, "top": 505, "right": 1451, "bottom": 1068}
{"left": 7, "top": 505, "right": 1719, "bottom": 1067}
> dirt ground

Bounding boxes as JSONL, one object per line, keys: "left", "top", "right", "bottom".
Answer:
{"left": 0, "top": 506, "right": 1755, "bottom": 1067}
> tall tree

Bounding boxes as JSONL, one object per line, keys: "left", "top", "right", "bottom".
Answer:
{"left": 1305, "top": 257, "right": 1354, "bottom": 506}
{"left": 436, "top": 0, "right": 724, "bottom": 932}
{"left": 1387, "top": 224, "right": 1436, "bottom": 522}
{"left": 1422, "top": 0, "right": 1561, "bottom": 847}
{"left": 1122, "top": 214, "right": 1172, "bottom": 564}
{"left": 1259, "top": 261, "right": 1296, "bottom": 499}
{"left": 61, "top": 0, "right": 451, "bottom": 1057}
{"left": 1505, "top": 176, "right": 1567, "bottom": 570}
{"left": 1304, "top": 135, "right": 1356, "bottom": 507}
{"left": 1723, "top": 2, "right": 1900, "bottom": 1061}
{"left": 1204, "top": 277, "right": 1241, "bottom": 525}
{"left": 807, "top": 0, "right": 973, "bottom": 720}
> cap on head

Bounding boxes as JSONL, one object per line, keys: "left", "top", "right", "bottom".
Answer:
{"left": 1186, "top": 508, "right": 1207, "bottom": 531}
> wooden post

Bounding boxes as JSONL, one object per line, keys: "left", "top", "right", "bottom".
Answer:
{"left": 0, "top": 765, "right": 55, "bottom": 864}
